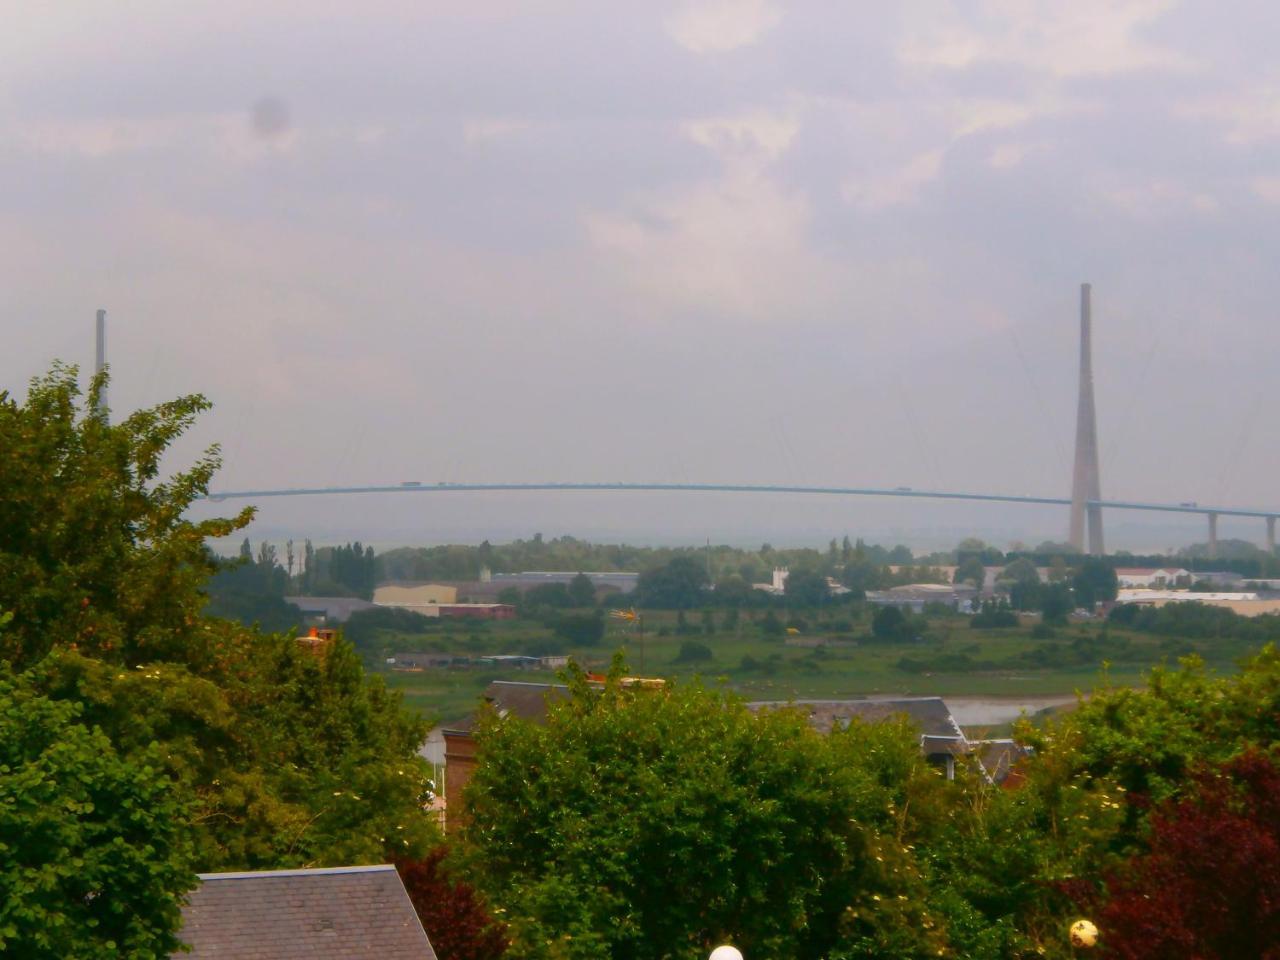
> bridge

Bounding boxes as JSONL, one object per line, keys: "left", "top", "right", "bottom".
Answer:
{"left": 93, "top": 286, "right": 1279, "bottom": 558}
{"left": 201, "top": 481, "right": 1280, "bottom": 558}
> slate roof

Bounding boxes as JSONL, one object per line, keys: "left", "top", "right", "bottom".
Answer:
{"left": 442, "top": 680, "right": 571, "bottom": 734}
{"left": 747, "top": 697, "right": 965, "bottom": 739}
{"left": 177, "top": 864, "right": 436, "bottom": 960}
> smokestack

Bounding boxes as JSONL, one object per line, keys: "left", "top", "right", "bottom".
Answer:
{"left": 1068, "top": 284, "right": 1104, "bottom": 555}
{"left": 94, "top": 308, "right": 108, "bottom": 423}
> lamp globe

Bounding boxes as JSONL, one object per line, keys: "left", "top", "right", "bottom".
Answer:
{"left": 1069, "top": 919, "right": 1098, "bottom": 948}
{"left": 709, "top": 947, "right": 744, "bottom": 960}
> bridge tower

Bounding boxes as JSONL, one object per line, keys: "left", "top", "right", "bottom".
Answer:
{"left": 1068, "top": 283, "right": 1105, "bottom": 556}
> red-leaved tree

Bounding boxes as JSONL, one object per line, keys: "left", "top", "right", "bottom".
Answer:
{"left": 396, "top": 848, "right": 509, "bottom": 960}
{"left": 1089, "top": 749, "right": 1280, "bottom": 959}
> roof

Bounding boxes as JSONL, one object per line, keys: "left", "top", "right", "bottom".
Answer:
{"left": 443, "top": 680, "right": 571, "bottom": 734}
{"left": 284, "top": 596, "right": 378, "bottom": 622}
{"left": 747, "top": 697, "right": 965, "bottom": 739}
{"left": 177, "top": 864, "right": 435, "bottom": 960}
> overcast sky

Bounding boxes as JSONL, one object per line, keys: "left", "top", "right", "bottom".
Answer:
{"left": 3, "top": 1, "right": 1278, "bottom": 551}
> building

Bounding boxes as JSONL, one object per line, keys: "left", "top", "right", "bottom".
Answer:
{"left": 866, "top": 583, "right": 978, "bottom": 613}
{"left": 1115, "top": 567, "right": 1191, "bottom": 589}
{"left": 1191, "top": 570, "right": 1246, "bottom": 588}
{"left": 1116, "top": 590, "right": 1280, "bottom": 617}
{"left": 747, "top": 697, "right": 970, "bottom": 779}
{"left": 489, "top": 571, "right": 640, "bottom": 594}
{"left": 285, "top": 595, "right": 378, "bottom": 623}
{"left": 176, "top": 864, "right": 436, "bottom": 959}
{"left": 374, "top": 583, "right": 459, "bottom": 607}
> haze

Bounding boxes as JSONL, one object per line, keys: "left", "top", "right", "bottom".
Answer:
{"left": 3, "top": 1, "right": 1277, "bottom": 550}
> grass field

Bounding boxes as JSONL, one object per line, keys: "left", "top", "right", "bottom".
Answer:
{"left": 367, "top": 608, "right": 1263, "bottom": 726}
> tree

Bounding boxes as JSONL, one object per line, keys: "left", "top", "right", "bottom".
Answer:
{"left": 397, "top": 849, "right": 509, "bottom": 960}
{"left": 524, "top": 582, "right": 573, "bottom": 610}
{"left": 1039, "top": 582, "right": 1074, "bottom": 623}
{"left": 460, "top": 658, "right": 947, "bottom": 960}
{"left": 0, "top": 364, "right": 252, "bottom": 667}
{"left": 783, "top": 567, "right": 829, "bottom": 607}
{"left": 636, "top": 555, "right": 708, "bottom": 609}
{"left": 954, "top": 556, "right": 987, "bottom": 590}
{"left": 1087, "top": 750, "right": 1280, "bottom": 959}
{"left": 0, "top": 674, "right": 195, "bottom": 958}
{"left": 551, "top": 612, "right": 605, "bottom": 647}
{"left": 567, "top": 572, "right": 596, "bottom": 608}
{"left": 1000, "top": 557, "right": 1041, "bottom": 586}
{"left": 1072, "top": 557, "right": 1118, "bottom": 609}
{"left": 672, "top": 640, "right": 713, "bottom": 663}
{"left": 871, "top": 605, "right": 909, "bottom": 642}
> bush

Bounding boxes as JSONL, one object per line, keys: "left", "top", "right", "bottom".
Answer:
{"left": 551, "top": 612, "right": 605, "bottom": 647}
{"left": 672, "top": 641, "right": 713, "bottom": 664}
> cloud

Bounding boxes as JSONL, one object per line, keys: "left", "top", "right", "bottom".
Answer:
{"left": 898, "top": 0, "right": 1193, "bottom": 78}
{"left": 1105, "top": 179, "right": 1221, "bottom": 217}
{"left": 1178, "top": 87, "right": 1280, "bottom": 144}
{"left": 462, "top": 117, "right": 532, "bottom": 145}
{"left": 664, "top": 0, "right": 782, "bottom": 54}
{"left": 683, "top": 109, "right": 799, "bottom": 170}
{"left": 1250, "top": 177, "right": 1280, "bottom": 204}
{"left": 842, "top": 150, "right": 944, "bottom": 211}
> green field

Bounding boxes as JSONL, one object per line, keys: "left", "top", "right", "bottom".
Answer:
{"left": 367, "top": 608, "right": 1261, "bottom": 726}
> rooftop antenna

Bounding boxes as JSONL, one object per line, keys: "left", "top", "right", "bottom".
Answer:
{"left": 94, "top": 308, "right": 109, "bottom": 424}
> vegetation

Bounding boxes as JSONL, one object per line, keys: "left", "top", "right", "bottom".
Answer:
{"left": 0, "top": 366, "right": 440, "bottom": 949}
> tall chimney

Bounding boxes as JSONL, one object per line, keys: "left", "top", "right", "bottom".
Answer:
{"left": 94, "top": 308, "right": 108, "bottom": 423}
{"left": 1068, "top": 284, "right": 1104, "bottom": 555}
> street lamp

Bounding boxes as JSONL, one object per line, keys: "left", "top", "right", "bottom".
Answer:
{"left": 709, "top": 947, "right": 743, "bottom": 960}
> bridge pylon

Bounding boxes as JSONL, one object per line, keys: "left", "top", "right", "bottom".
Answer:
{"left": 1068, "top": 283, "right": 1105, "bottom": 556}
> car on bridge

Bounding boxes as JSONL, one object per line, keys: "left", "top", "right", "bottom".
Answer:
{"left": 1179, "top": 501, "right": 1198, "bottom": 507}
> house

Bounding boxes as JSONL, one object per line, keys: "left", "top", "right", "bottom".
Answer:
{"left": 866, "top": 583, "right": 978, "bottom": 613}
{"left": 747, "top": 697, "right": 970, "bottom": 779}
{"left": 175, "top": 864, "right": 436, "bottom": 959}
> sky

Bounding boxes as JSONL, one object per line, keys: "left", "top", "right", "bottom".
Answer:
{"left": 2, "top": 1, "right": 1278, "bottom": 552}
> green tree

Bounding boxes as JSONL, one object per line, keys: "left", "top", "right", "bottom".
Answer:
{"left": 954, "top": 556, "right": 987, "bottom": 590}
{"left": 783, "top": 567, "right": 829, "bottom": 607}
{"left": 567, "top": 573, "right": 596, "bottom": 608}
{"left": 636, "top": 555, "right": 708, "bottom": 609}
{"left": 871, "top": 605, "right": 909, "bottom": 642}
{"left": 0, "top": 674, "right": 195, "bottom": 958}
{"left": 0, "top": 364, "right": 252, "bottom": 667}
{"left": 1039, "top": 582, "right": 1074, "bottom": 623}
{"left": 460, "top": 658, "right": 947, "bottom": 960}
{"left": 1072, "top": 556, "right": 1119, "bottom": 609}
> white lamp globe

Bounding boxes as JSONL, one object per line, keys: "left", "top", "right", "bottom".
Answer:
{"left": 709, "top": 947, "right": 744, "bottom": 960}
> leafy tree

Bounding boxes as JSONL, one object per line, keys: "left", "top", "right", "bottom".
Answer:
{"left": 1086, "top": 749, "right": 1280, "bottom": 959}
{"left": 1039, "top": 582, "right": 1074, "bottom": 624}
{"left": 551, "top": 611, "right": 605, "bottom": 647}
{"left": 566, "top": 572, "right": 596, "bottom": 607}
{"left": 460, "top": 658, "right": 948, "bottom": 960}
{"left": 397, "top": 849, "right": 509, "bottom": 960}
{"left": 636, "top": 555, "right": 708, "bottom": 609}
{"left": 783, "top": 567, "right": 829, "bottom": 607}
{"left": 1000, "top": 557, "right": 1041, "bottom": 586}
{"left": 871, "top": 605, "right": 909, "bottom": 642}
{"left": 0, "top": 674, "right": 195, "bottom": 958}
{"left": 954, "top": 556, "right": 987, "bottom": 590}
{"left": 0, "top": 364, "right": 252, "bottom": 667}
{"left": 524, "top": 583, "right": 573, "bottom": 610}
{"left": 1072, "top": 556, "right": 1118, "bottom": 609}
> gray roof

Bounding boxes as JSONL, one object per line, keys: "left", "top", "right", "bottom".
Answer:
{"left": 443, "top": 680, "right": 571, "bottom": 734}
{"left": 747, "top": 697, "right": 965, "bottom": 739}
{"left": 177, "top": 864, "right": 436, "bottom": 960}
{"left": 285, "top": 596, "right": 378, "bottom": 622}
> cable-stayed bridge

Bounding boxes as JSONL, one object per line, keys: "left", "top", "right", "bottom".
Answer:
{"left": 200, "top": 482, "right": 1279, "bottom": 558}
{"left": 95, "top": 287, "right": 1280, "bottom": 557}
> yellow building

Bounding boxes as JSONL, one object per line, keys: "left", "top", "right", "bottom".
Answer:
{"left": 373, "top": 583, "right": 458, "bottom": 608}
